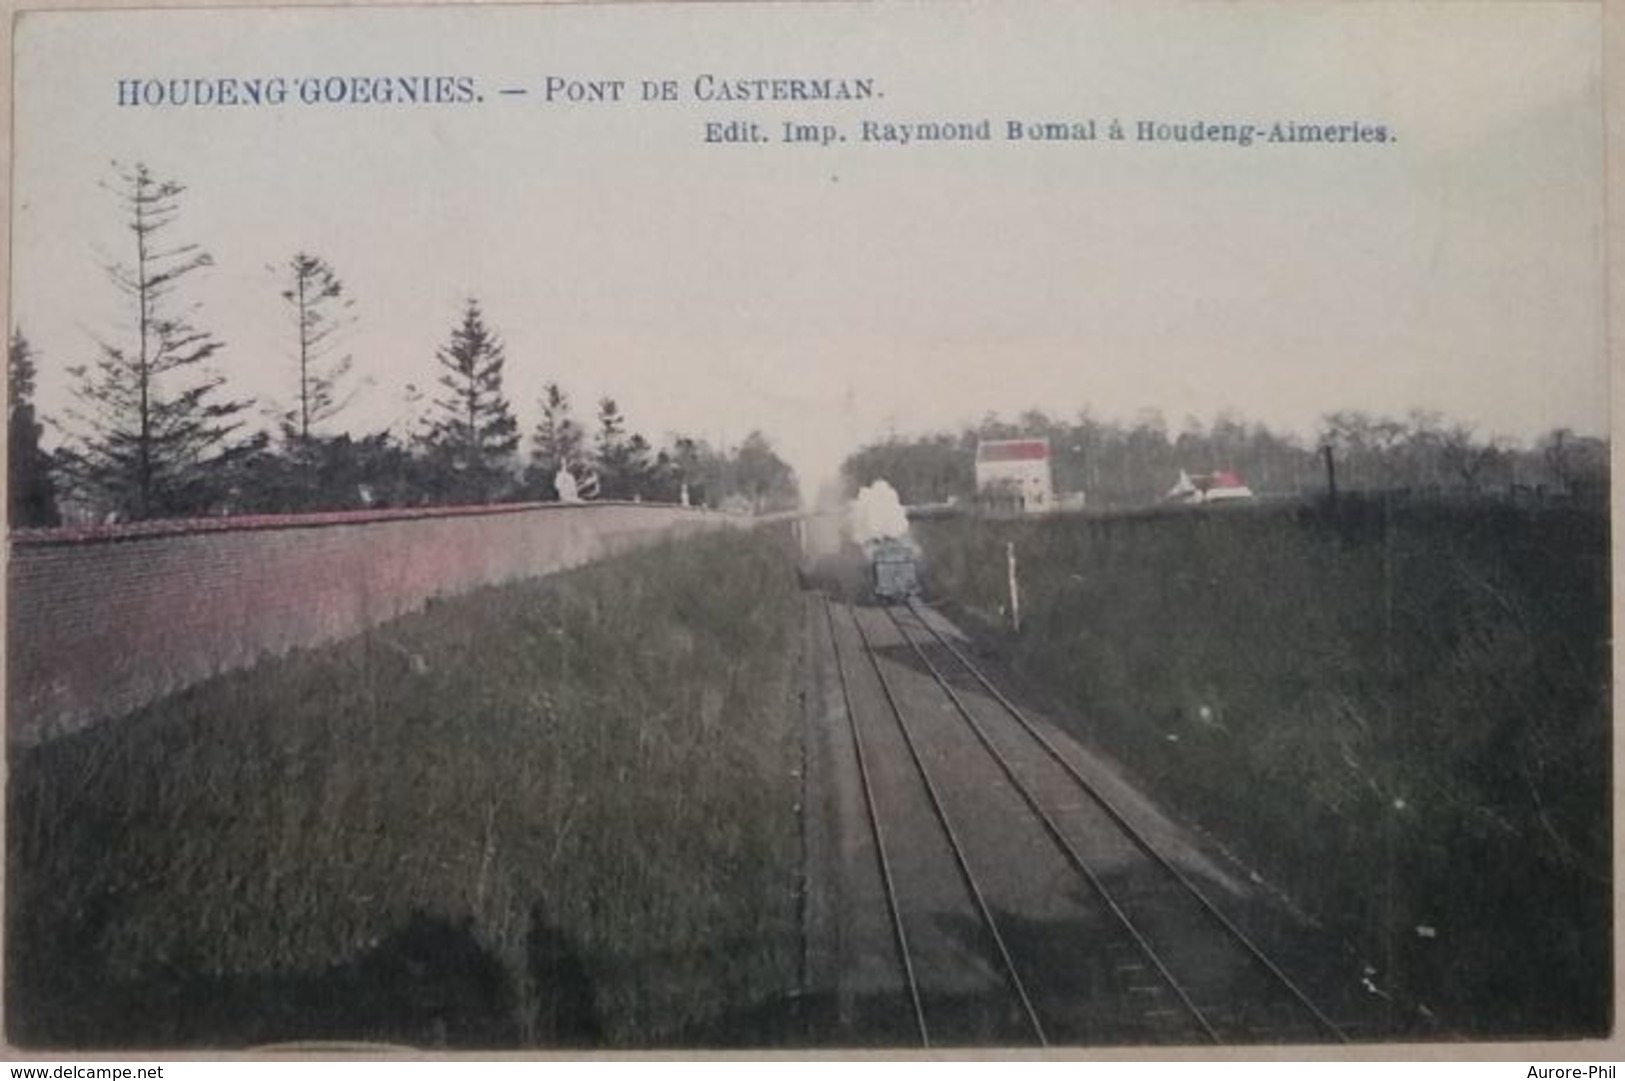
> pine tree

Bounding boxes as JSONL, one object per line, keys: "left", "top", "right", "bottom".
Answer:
{"left": 528, "top": 382, "right": 584, "bottom": 498}
{"left": 419, "top": 299, "right": 520, "bottom": 502}
{"left": 58, "top": 162, "right": 257, "bottom": 519}
{"left": 594, "top": 397, "right": 643, "bottom": 500}
{"left": 8, "top": 330, "right": 59, "bottom": 527}
{"left": 623, "top": 433, "right": 655, "bottom": 499}
{"left": 278, "top": 252, "right": 357, "bottom": 445}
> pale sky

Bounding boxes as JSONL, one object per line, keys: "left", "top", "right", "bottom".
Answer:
{"left": 9, "top": 1, "right": 1606, "bottom": 491}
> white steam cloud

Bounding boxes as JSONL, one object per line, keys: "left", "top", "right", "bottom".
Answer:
{"left": 849, "top": 479, "right": 911, "bottom": 544}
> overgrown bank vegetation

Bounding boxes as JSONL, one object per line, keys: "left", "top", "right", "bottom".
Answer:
{"left": 916, "top": 499, "right": 1610, "bottom": 1037}
{"left": 9, "top": 527, "right": 804, "bottom": 1048}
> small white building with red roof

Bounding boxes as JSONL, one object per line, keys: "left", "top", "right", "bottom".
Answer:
{"left": 975, "top": 438, "right": 1054, "bottom": 513}
{"left": 1166, "top": 468, "right": 1256, "bottom": 504}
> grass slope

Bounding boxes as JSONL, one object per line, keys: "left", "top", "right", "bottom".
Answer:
{"left": 9, "top": 526, "right": 804, "bottom": 1049}
{"left": 916, "top": 499, "right": 1610, "bottom": 1038}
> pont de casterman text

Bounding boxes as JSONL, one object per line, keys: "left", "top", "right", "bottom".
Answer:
{"left": 113, "top": 74, "right": 879, "bottom": 107}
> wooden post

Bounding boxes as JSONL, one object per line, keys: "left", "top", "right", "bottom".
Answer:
{"left": 1006, "top": 540, "right": 1021, "bottom": 634}
{"left": 1322, "top": 444, "right": 1338, "bottom": 506}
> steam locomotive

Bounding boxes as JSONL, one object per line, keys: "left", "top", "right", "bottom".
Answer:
{"left": 863, "top": 536, "right": 922, "bottom": 603}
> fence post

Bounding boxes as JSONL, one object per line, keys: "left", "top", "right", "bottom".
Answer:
{"left": 1006, "top": 540, "right": 1021, "bottom": 634}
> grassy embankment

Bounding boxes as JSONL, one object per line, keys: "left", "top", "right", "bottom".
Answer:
{"left": 916, "top": 499, "right": 1610, "bottom": 1038}
{"left": 9, "top": 527, "right": 804, "bottom": 1049}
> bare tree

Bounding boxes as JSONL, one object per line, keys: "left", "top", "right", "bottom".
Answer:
{"left": 732, "top": 430, "right": 799, "bottom": 512}
{"left": 1439, "top": 424, "right": 1503, "bottom": 494}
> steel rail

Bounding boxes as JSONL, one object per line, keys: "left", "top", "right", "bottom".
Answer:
{"left": 904, "top": 599, "right": 1351, "bottom": 1045}
{"left": 821, "top": 596, "right": 929, "bottom": 1046}
{"left": 847, "top": 603, "right": 1050, "bottom": 1047}
{"left": 883, "top": 603, "right": 1222, "bottom": 1043}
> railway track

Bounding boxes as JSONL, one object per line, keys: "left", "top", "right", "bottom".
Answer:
{"left": 820, "top": 594, "right": 1349, "bottom": 1047}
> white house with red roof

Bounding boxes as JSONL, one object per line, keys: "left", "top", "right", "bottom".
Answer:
{"left": 975, "top": 438, "right": 1054, "bottom": 513}
{"left": 1166, "top": 468, "right": 1255, "bottom": 504}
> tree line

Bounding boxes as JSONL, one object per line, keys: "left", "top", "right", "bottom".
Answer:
{"left": 8, "top": 162, "right": 799, "bottom": 528}
{"left": 842, "top": 407, "right": 1608, "bottom": 509}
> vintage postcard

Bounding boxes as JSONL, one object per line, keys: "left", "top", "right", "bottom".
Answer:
{"left": 1, "top": 0, "right": 1613, "bottom": 1058}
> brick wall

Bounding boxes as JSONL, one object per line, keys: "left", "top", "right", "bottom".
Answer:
{"left": 7, "top": 502, "right": 739, "bottom": 745}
